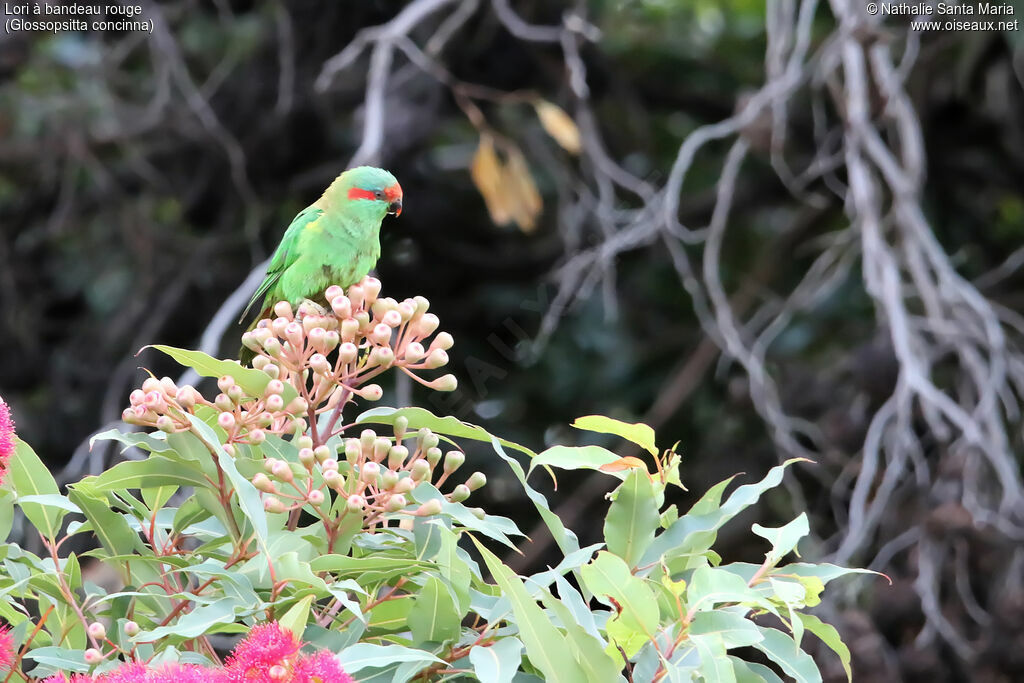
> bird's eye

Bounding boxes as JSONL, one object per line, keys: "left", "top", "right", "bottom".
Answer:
{"left": 374, "top": 190, "right": 385, "bottom": 200}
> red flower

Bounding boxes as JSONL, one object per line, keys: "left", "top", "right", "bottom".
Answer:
{"left": 0, "top": 624, "right": 14, "bottom": 671}
{"left": 0, "top": 396, "right": 14, "bottom": 486}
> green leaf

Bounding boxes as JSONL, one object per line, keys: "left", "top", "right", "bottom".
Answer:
{"left": 471, "top": 536, "right": 588, "bottom": 683}
{"left": 528, "top": 446, "right": 620, "bottom": 478}
{"left": 640, "top": 459, "right": 809, "bottom": 569}
{"left": 689, "top": 610, "right": 764, "bottom": 648}
{"left": 731, "top": 657, "right": 785, "bottom": 683}
{"left": 604, "top": 469, "right": 660, "bottom": 568}
{"left": 797, "top": 613, "right": 852, "bottom": 682}
{"left": 408, "top": 575, "right": 460, "bottom": 643}
{"left": 184, "top": 413, "right": 268, "bottom": 549}
{"left": 413, "top": 483, "right": 521, "bottom": 549}
{"left": 751, "top": 626, "right": 822, "bottom": 683}
{"left": 367, "top": 596, "right": 415, "bottom": 631}
{"left": 92, "top": 457, "right": 212, "bottom": 492}
{"left": 310, "top": 555, "right": 431, "bottom": 579}
{"left": 469, "top": 638, "right": 523, "bottom": 683}
{"left": 279, "top": 594, "right": 314, "bottom": 640}
{"left": 149, "top": 345, "right": 297, "bottom": 403}
{"left": 10, "top": 439, "right": 65, "bottom": 541}
{"left": 336, "top": 643, "right": 445, "bottom": 674}
{"left": 90, "top": 428, "right": 175, "bottom": 455}
{"left": 356, "top": 407, "right": 581, "bottom": 558}
{"left": 687, "top": 567, "right": 773, "bottom": 614}
{"left": 17, "top": 495, "right": 81, "bottom": 514}
{"left": 138, "top": 597, "right": 246, "bottom": 641}
{"left": 66, "top": 484, "right": 143, "bottom": 558}
{"left": 535, "top": 583, "right": 619, "bottom": 682}
{"left": 690, "top": 632, "right": 736, "bottom": 683}
{"left": 572, "top": 415, "right": 657, "bottom": 455}
{"left": 579, "top": 551, "right": 659, "bottom": 645}
{"left": 751, "top": 513, "right": 809, "bottom": 564}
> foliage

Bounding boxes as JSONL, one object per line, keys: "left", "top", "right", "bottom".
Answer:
{"left": 0, "top": 279, "right": 873, "bottom": 682}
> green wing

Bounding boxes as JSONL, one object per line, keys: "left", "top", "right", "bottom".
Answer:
{"left": 239, "top": 205, "right": 323, "bottom": 322}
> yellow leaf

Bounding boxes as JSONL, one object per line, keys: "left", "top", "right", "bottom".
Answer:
{"left": 503, "top": 146, "right": 542, "bottom": 233}
{"left": 534, "top": 100, "right": 581, "bottom": 155}
{"left": 599, "top": 456, "right": 648, "bottom": 474}
{"left": 470, "top": 135, "right": 511, "bottom": 225}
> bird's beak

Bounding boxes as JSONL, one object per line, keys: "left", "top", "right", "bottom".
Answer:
{"left": 388, "top": 199, "right": 402, "bottom": 216}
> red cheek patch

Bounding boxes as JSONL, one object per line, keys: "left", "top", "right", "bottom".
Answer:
{"left": 348, "top": 188, "right": 377, "bottom": 201}
{"left": 384, "top": 183, "right": 403, "bottom": 202}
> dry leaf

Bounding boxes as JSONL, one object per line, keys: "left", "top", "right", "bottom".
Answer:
{"left": 470, "top": 135, "right": 511, "bottom": 225}
{"left": 503, "top": 146, "right": 542, "bottom": 233}
{"left": 598, "top": 456, "right": 648, "bottom": 473}
{"left": 534, "top": 100, "right": 581, "bottom": 155}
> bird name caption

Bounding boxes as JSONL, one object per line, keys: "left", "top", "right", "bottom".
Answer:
{"left": 3, "top": 3, "right": 152, "bottom": 34}
{"left": 865, "top": 2, "right": 1019, "bottom": 30}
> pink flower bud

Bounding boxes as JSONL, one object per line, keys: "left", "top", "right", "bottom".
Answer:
{"left": 264, "top": 496, "right": 287, "bottom": 514}
{"left": 265, "top": 394, "right": 285, "bottom": 412}
{"left": 360, "top": 461, "right": 380, "bottom": 482}
{"left": 394, "top": 476, "right": 415, "bottom": 494}
{"left": 386, "top": 494, "right": 407, "bottom": 512}
{"left": 142, "top": 377, "right": 162, "bottom": 394}
{"left": 298, "top": 447, "right": 315, "bottom": 467}
{"left": 450, "top": 484, "right": 471, "bottom": 503}
{"left": 263, "top": 338, "right": 282, "bottom": 357}
{"left": 155, "top": 416, "right": 175, "bottom": 433}
{"left": 323, "top": 330, "right": 340, "bottom": 352}
{"left": 340, "top": 318, "right": 360, "bottom": 343}
{"left": 416, "top": 499, "right": 442, "bottom": 516}
{"left": 215, "top": 393, "right": 233, "bottom": 412}
{"left": 444, "top": 451, "right": 465, "bottom": 474}
{"left": 426, "top": 447, "right": 442, "bottom": 467}
{"left": 469, "top": 507, "right": 486, "bottom": 520}
{"left": 360, "top": 429, "right": 376, "bottom": 448}
{"left": 388, "top": 445, "right": 409, "bottom": 469}
{"left": 271, "top": 317, "right": 289, "bottom": 338}
{"left": 466, "top": 471, "right": 487, "bottom": 491}
{"left": 273, "top": 301, "right": 294, "bottom": 320}
{"left": 308, "top": 325, "right": 327, "bottom": 347}
{"left": 284, "top": 322, "right": 304, "bottom": 348}
{"left": 373, "top": 438, "right": 390, "bottom": 462}
{"left": 346, "top": 495, "right": 365, "bottom": 513}
{"left": 241, "top": 331, "right": 261, "bottom": 352}
{"left": 323, "top": 469, "right": 342, "bottom": 487}
{"left": 310, "top": 353, "right": 331, "bottom": 375}
{"left": 265, "top": 458, "right": 279, "bottom": 472}
{"left": 397, "top": 301, "right": 416, "bottom": 321}
{"left": 286, "top": 397, "right": 309, "bottom": 415}
{"left": 248, "top": 429, "right": 266, "bottom": 444}
{"left": 314, "top": 445, "right": 331, "bottom": 463}
{"left": 218, "top": 412, "right": 236, "bottom": 431}
{"left": 416, "top": 314, "right": 440, "bottom": 338}
{"left": 423, "top": 349, "right": 449, "bottom": 369}
{"left": 227, "top": 384, "right": 244, "bottom": 403}
{"left": 411, "top": 459, "right": 431, "bottom": 482}
{"left": 338, "top": 342, "right": 359, "bottom": 364}
{"left": 403, "top": 342, "right": 425, "bottom": 363}
{"left": 362, "top": 277, "right": 382, "bottom": 301}
{"left": 413, "top": 296, "right": 430, "bottom": 315}
{"left": 321, "top": 458, "right": 339, "bottom": 472}
{"left": 371, "top": 323, "right": 392, "bottom": 345}
{"left": 123, "top": 621, "right": 139, "bottom": 637}
{"left": 122, "top": 408, "right": 141, "bottom": 425}
{"left": 144, "top": 390, "right": 167, "bottom": 413}
{"left": 431, "top": 332, "right": 455, "bottom": 351}
{"left": 253, "top": 473, "right": 276, "bottom": 493}
{"left": 329, "top": 297, "right": 354, "bottom": 322}
{"left": 368, "top": 347, "right": 394, "bottom": 368}
{"left": 381, "top": 470, "right": 399, "bottom": 490}
{"left": 132, "top": 405, "right": 150, "bottom": 420}
{"left": 354, "top": 311, "right": 371, "bottom": 330}
{"left": 382, "top": 310, "right": 402, "bottom": 328}
{"left": 345, "top": 439, "right": 361, "bottom": 462}
{"left": 177, "top": 385, "right": 198, "bottom": 409}
{"left": 356, "top": 384, "right": 383, "bottom": 401}
{"left": 217, "top": 375, "right": 234, "bottom": 393}
{"left": 262, "top": 362, "right": 281, "bottom": 380}
{"left": 428, "top": 374, "right": 458, "bottom": 392}
{"left": 307, "top": 490, "right": 325, "bottom": 506}
{"left": 258, "top": 411, "right": 273, "bottom": 427}
{"left": 159, "top": 377, "right": 178, "bottom": 397}
{"left": 272, "top": 460, "right": 294, "bottom": 483}
{"left": 84, "top": 648, "right": 103, "bottom": 665}
{"left": 325, "top": 285, "right": 344, "bottom": 301}
{"left": 393, "top": 415, "right": 409, "bottom": 442}
{"left": 87, "top": 622, "right": 106, "bottom": 640}
{"left": 252, "top": 327, "right": 272, "bottom": 345}
{"left": 348, "top": 285, "right": 365, "bottom": 310}
{"left": 129, "top": 389, "right": 146, "bottom": 406}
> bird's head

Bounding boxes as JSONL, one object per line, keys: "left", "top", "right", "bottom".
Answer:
{"left": 339, "top": 166, "right": 403, "bottom": 217}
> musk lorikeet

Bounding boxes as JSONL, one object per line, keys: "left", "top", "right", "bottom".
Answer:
{"left": 239, "top": 166, "right": 403, "bottom": 360}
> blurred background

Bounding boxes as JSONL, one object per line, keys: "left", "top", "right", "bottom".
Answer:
{"left": 2, "top": 1, "right": 1024, "bottom": 680}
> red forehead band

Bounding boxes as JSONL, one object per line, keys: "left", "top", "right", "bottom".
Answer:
{"left": 347, "top": 183, "right": 403, "bottom": 202}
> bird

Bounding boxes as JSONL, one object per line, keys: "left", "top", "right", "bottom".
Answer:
{"left": 239, "top": 166, "right": 403, "bottom": 362}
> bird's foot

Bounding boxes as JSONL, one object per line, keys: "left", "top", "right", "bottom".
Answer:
{"left": 296, "top": 299, "right": 329, "bottom": 319}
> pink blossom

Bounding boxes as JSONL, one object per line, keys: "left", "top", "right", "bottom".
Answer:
{"left": 0, "top": 396, "right": 14, "bottom": 486}
{"left": 292, "top": 650, "right": 354, "bottom": 683}
{"left": 0, "top": 624, "right": 14, "bottom": 671}
{"left": 223, "top": 622, "right": 301, "bottom": 682}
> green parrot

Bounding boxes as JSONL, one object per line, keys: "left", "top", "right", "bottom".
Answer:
{"left": 239, "top": 166, "right": 403, "bottom": 359}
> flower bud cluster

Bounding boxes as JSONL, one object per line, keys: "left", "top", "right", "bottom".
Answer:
{"left": 257, "top": 417, "right": 487, "bottom": 528}
{"left": 122, "top": 278, "right": 458, "bottom": 451}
